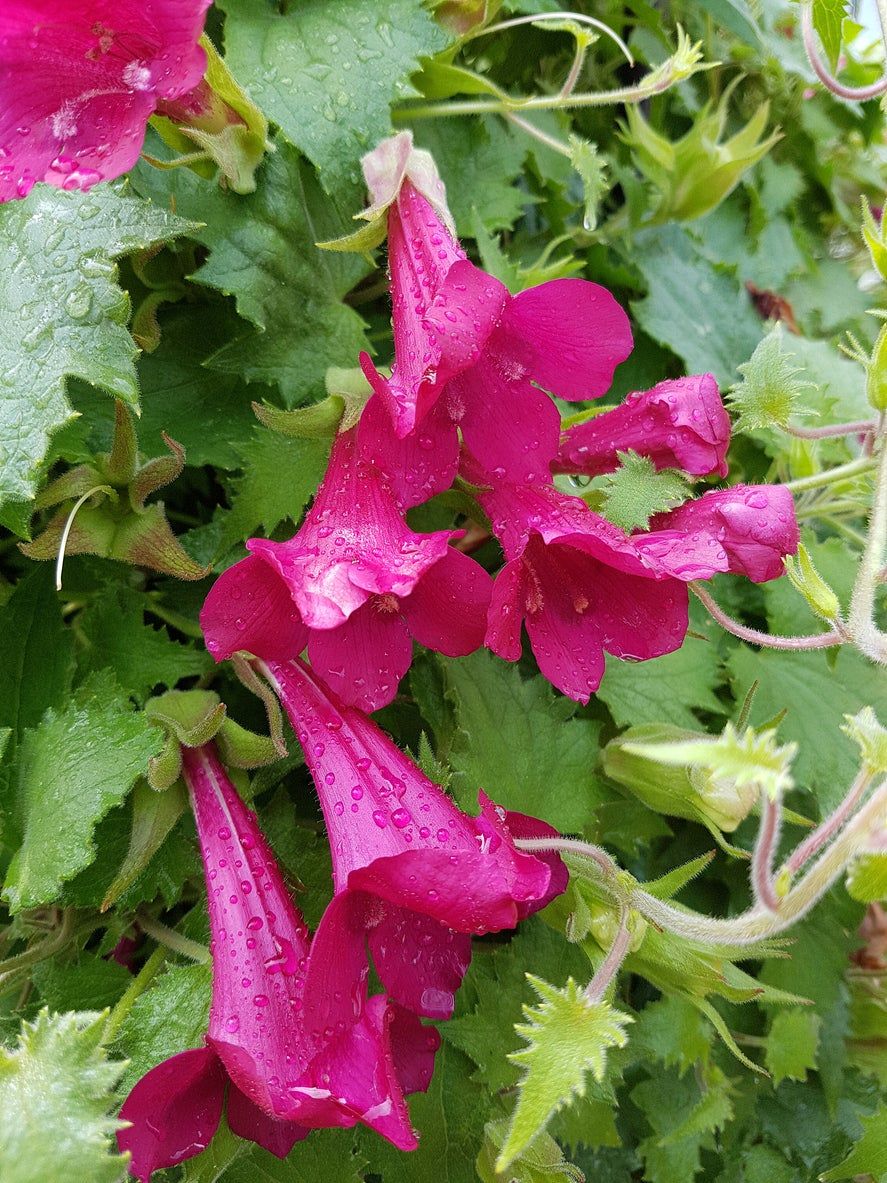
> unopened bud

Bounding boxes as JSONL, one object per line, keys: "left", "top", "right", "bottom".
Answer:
{"left": 784, "top": 543, "right": 841, "bottom": 624}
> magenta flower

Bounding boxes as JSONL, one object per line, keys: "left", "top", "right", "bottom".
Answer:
{"left": 356, "top": 132, "right": 632, "bottom": 482}
{"left": 0, "top": 0, "right": 211, "bottom": 200}
{"left": 260, "top": 658, "right": 567, "bottom": 1021}
{"left": 474, "top": 470, "right": 689, "bottom": 704}
{"left": 634, "top": 485, "right": 799, "bottom": 583}
{"left": 118, "top": 742, "right": 438, "bottom": 1179}
{"left": 555, "top": 374, "right": 731, "bottom": 479}
{"left": 201, "top": 425, "right": 492, "bottom": 713}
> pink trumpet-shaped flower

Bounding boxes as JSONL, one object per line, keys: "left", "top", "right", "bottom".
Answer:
{"left": 118, "top": 743, "right": 438, "bottom": 1180}
{"left": 555, "top": 374, "right": 731, "bottom": 479}
{"left": 357, "top": 132, "right": 632, "bottom": 482}
{"left": 261, "top": 659, "right": 567, "bottom": 1022}
{"left": 473, "top": 468, "right": 689, "bottom": 704}
{"left": 0, "top": 1, "right": 213, "bottom": 201}
{"left": 200, "top": 425, "right": 492, "bottom": 713}
{"left": 634, "top": 485, "right": 799, "bottom": 583}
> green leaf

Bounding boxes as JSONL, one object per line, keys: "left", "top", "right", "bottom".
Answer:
{"left": 0, "top": 566, "right": 73, "bottom": 739}
{"left": 413, "top": 117, "right": 528, "bottom": 235}
{"left": 632, "top": 1065, "right": 733, "bottom": 1183}
{"left": 821, "top": 1106, "right": 887, "bottom": 1182}
{"left": 220, "top": 0, "right": 449, "bottom": 193}
{"left": 597, "top": 635, "right": 724, "bottom": 730}
{"left": 0, "top": 1010, "right": 127, "bottom": 1183}
{"left": 192, "top": 1128, "right": 367, "bottom": 1183}
{"left": 846, "top": 853, "right": 887, "bottom": 903}
{"left": 116, "top": 963, "right": 212, "bottom": 1094}
{"left": 219, "top": 431, "right": 331, "bottom": 551}
{"left": 101, "top": 779, "right": 188, "bottom": 911}
{"left": 728, "top": 646, "right": 887, "bottom": 810}
{"left": 498, "top": 977, "right": 632, "bottom": 1171}
{"left": 478, "top": 1118, "right": 584, "bottom": 1183}
{"left": 598, "top": 451, "right": 691, "bottom": 532}
{"left": 812, "top": 0, "right": 848, "bottom": 71}
{"left": 438, "top": 649, "right": 605, "bottom": 831}
{"left": 32, "top": 955, "right": 131, "bottom": 1015}
{"left": 632, "top": 995, "right": 713, "bottom": 1075}
{"left": 633, "top": 226, "right": 763, "bottom": 386}
{"left": 728, "top": 323, "right": 815, "bottom": 433}
{"left": 134, "top": 139, "right": 370, "bottom": 407}
{"left": 3, "top": 673, "right": 162, "bottom": 911}
{"left": 78, "top": 586, "right": 211, "bottom": 701}
{"left": 695, "top": 0, "right": 761, "bottom": 44}
{"left": 765, "top": 1010, "right": 821, "bottom": 1087}
{"left": 0, "top": 184, "right": 195, "bottom": 511}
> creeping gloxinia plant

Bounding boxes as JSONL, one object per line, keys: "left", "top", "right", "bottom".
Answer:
{"left": 258, "top": 658, "right": 567, "bottom": 1020}
{"left": 0, "top": 0, "right": 214, "bottom": 200}
{"left": 118, "top": 742, "right": 437, "bottom": 1180}
{"left": 200, "top": 424, "right": 492, "bottom": 712}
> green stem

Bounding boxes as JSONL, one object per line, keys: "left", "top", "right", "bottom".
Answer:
{"left": 786, "top": 455, "right": 877, "bottom": 493}
{"left": 105, "top": 946, "right": 166, "bottom": 1043}
{"left": 136, "top": 910, "right": 210, "bottom": 964}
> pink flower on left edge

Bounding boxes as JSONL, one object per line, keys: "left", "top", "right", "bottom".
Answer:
{"left": 555, "top": 374, "right": 731, "bottom": 479}
{"left": 200, "top": 425, "right": 492, "bottom": 713}
{"left": 634, "top": 485, "right": 800, "bottom": 583}
{"left": 355, "top": 131, "right": 633, "bottom": 483}
{"left": 0, "top": 1, "right": 211, "bottom": 200}
{"left": 262, "top": 659, "right": 567, "bottom": 1022}
{"left": 471, "top": 465, "right": 690, "bottom": 704}
{"left": 118, "top": 742, "right": 438, "bottom": 1180}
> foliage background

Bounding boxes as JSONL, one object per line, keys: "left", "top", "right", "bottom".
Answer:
{"left": 0, "top": 1, "right": 886, "bottom": 1181}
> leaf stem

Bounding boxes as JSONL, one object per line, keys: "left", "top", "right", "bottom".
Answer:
{"left": 785, "top": 418, "right": 876, "bottom": 440}
{"left": 689, "top": 583, "right": 843, "bottom": 650}
{"left": 585, "top": 906, "right": 631, "bottom": 1002}
{"left": 848, "top": 431, "right": 887, "bottom": 662}
{"left": 785, "top": 768, "right": 874, "bottom": 876}
{"left": 105, "top": 946, "right": 167, "bottom": 1043}
{"left": 135, "top": 910, "right": 210, "bottom": 964}
{"left": 801, "top": 2, "right": 887, "bottom": 101}
{"left": 786, "top": 455, "right": 877, "bottom": 492}
{"left": 750, "top": 795, "right": 782, "bottom": 912}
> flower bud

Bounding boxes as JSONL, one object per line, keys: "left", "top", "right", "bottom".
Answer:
{"left": 784, "top": 543, "right": 841, "bottom": 624}
{"left": 604, "top": 724, "right": 759, "bottom": 833}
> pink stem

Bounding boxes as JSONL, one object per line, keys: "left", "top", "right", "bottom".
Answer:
{"left": 751, "top": 795, "right": 782, "bottom": 912}
{"left": 691, "top": 584, "right": 843, "bottom": 650}
{"left": 786, "top": 769, "right": 873, "bottom": 875}
{"left": 801, "top": 3, "right": 887, "bottom": 101}
{"left": 585, "top": 908, "right": 631, "bottom": 1003}
{"left": 786, "top": 419, "right": 876, "bottom": 440}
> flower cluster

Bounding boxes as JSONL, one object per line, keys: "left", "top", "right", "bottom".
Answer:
{"left": 121, "top": 131, "right": 800, "bottom": 1174}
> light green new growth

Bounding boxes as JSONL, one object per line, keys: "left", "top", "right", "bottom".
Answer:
{"left": 497, "top": 976, "right": 632, "bottom": 1171}
{"left": 842, "top": 706, "right": 887, "bottom": 774}
{"left": 598, "top": 451, "right": 691, "bottom": 531}
{"left": 728, "top": 324, "right": 815, "bottom": 433}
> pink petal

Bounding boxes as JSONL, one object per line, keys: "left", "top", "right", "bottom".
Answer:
{"left": 423, "top": 259, "right": 508, "bottom": 386}
{"left": 366, "top": 901, "right": 472, "bottom": 1020}
{"left": 646, "top": 485, "right": 799, "bottom": 583}
{"left": 267, "top": 659, "right": 558, "bottom": 936}
{"left": 200, "top": 554, "right": 308, "bottom": 663}
{"left": 226, "top": 1087, "right": 309, "bottom": 1159}
{"left": 387, "top": 1001, "right": 441, "bottom": 1094}
{"left": 308, "top": 600, "right": 414, "bottom": 712}
{"left": 401, "top": 547, "right": 492, "bottom": 657}
{"left": 485, "top": 559, "right": 526, "bottom": 662}
{"left": 452, "top": 355, "right": 562, "bottom": 484}
{"left": 357, "top": 393, "right": 459, "bottom": 512}
{"left": 0, "top": 1, "right": 210, "bottom": 200}
{"left": 248, "top": 428, "right": 454, "bottom": 629}
{"left": 497, "top": 278, "right": 633, "bottom": 401}
{"left": 632, "top": 527, "right": 730, "bottom": 582}
{"left": 556, "top": 374, "right": 730, "bottom": 478}
{"left": 182, "top": 745, "right": 315, "bottom": 1119}
{"left": 118, "top": 1046, "right": 225, "bottom": 1181}
{"left": 504, "top": 810, "right": 569, "bottom": 916}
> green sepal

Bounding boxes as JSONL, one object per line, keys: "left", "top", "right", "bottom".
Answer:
{"left": 862, "top": 196, "right": 887, "bottom": 281}
{"left": 866, "top": 322, "right": 887, "bottom": 412}
{"left": 784, "top": 543, "right": 842, "bottom": 624}
{"left": 477, "top": 1117, "right": 583, "bottom": 1183}
{"left": 216, "top": 717, "right": 280, "bottom": 769}
{"left": 101, "top": 778, "right": 188, "bottom": 910}
{"left": 145, "top": 689, "right": 228, "bottom": 748}
{"left": 842, "top": 706, "right": 887, "bottom": 774}
{"left": 146, "top": 731, "right": 184, "bottom": 792}
{"left": 253, "top": 366, "right": 373, "bottom": 438}
{"left": 316, "top": 215, "right": 388, "bottom": 255}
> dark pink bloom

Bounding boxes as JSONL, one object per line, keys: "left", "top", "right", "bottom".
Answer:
{"left": 118, "top": 743, "right": 437, "bottom": 1180}
{"left": 555, "top": 374, "right": 731, "bottom": 479}
{"left": 200, "top": 426, "right": 492, "bottom": 713}
{"left": 634, "top": 485, "right": 799, "bottom": 583}
{"left": 473, "top": 469, "right": 689, "bottom": 704}
{"left": 261, "top": 659, "right": 566, "bottom": 1021}
{"left": 0, "top": 1, "right": 210, "bottom": 200}
{"left": 357, "top": 132, "right": 632, "bottom": 482}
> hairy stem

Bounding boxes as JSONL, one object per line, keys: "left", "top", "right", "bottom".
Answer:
{"left": 785, "top": 418, "right": 876, "bottom": 440}
{"left": 690, "top": 584, "right": 843, "bottom": 650}
{"left": 136, "top": 910, "right": 210, "bottom": 964}
{"left": 786, "top": 768, "right": 874, "bottom": 875}
{"left": 105, "top": 946, "right": 167, "bottom": 1043}
{"left": 786, "top": 455, "right": 877, "bottom": 493}
{"left": 848, "top": 433, "right": 887, "bottom": 663}
{"left": 585, "top": 907, "right": 631, "bottom": 1002}
{"left": 801, "top": 2, "right": 887, "bottom": 100}
{"left": 750, "top": 795, "right": 782, "bottom": 911}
